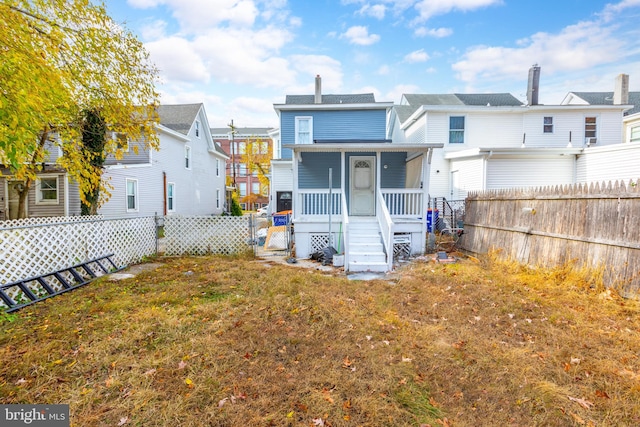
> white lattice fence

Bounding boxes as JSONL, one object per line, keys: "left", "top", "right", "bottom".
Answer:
{"left": 164, "top": 216, "right": 250, "bottom": 255}
{"left": 0, "top": 216, "right": 156, "bottom": 284}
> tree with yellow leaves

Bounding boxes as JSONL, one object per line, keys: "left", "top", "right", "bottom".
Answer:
{"left": 0, "top": 0, "right": 160, "bottom": 218}
{"left": 239, "top": 136, "right": 272, "bottom": 207}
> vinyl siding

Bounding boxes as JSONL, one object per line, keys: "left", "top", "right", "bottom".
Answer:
{"left": 104, "top": 139, "right": 152, "bottom": 165}
{"left": 450, "top": 158, "right": 484, "bottom": 198}
{"left": 298, "top": 152, "right": 341, "bottom": 189}
{"left": 576, "top": 144, "right": 640, "bottom": 184}
{"left": 487, "top": 158, "right": 574, "bottom": 190}
{"left": 380, "top": 152, "right": 406, "bottom": 187}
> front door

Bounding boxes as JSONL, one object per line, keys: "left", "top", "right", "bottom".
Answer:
{"left": 350, "top": 156, "right": 375, "bottom": 216}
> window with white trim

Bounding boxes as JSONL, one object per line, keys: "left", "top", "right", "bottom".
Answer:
{"left": 216, "top": 189, "right": 221, "bottom": 209}
{"left": 585, "top": 116, "right": 597, "bottom": 144}
{"left": 216, "top": 159, "right": 220, "bottom": 177}
{"left": 239, "top": 182, "right": 247, "bottom": 197}
{"left": 543, "top": 116, "right": 553, "bottom": 133}
{"left": 252, "top": 182, "right": 260, "bottom": 194}
{"left": 195, "top": 120, "right": 200, "bottom": 138}
{"left": 448, "top": 116, "right": 465, "bottom": 144}
{"left": 239, "top": 142, "right": 246, "bottom": 154}
{"left": 239, "top": 164, "right": 247, "bottom": 176}
{"left": 36, "top": 176, "right": 59, "bottom": 204}
{"left": 167, "top": 182, "right": 175, "bottom": 212}
{"left": 126, "top": 178, "right": 138, "bottom": 211}
{"left": 631, "top": 126, "right": 640, "bottom": 143}
{"left": 295, "top": 116, "right": 313, "bottom": 144}
{"left": 185, "top": 146, "right": 191, "bottom": 169}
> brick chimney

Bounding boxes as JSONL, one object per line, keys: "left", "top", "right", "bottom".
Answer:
{"left": 527, "top": 64, "right": 541, "bottom": 106}
{"left": 315, "top": 75, "right": 322, "bottom": 104}
{"left": 613, "top": 74, "right": 629, "bottom": 105}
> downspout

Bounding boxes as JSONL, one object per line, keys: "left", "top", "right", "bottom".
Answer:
{"left": 483, "top": 150, "right": 493, "bottom": 191}
{"left": 163, "top": 171, "right": 167, "bottom": 216}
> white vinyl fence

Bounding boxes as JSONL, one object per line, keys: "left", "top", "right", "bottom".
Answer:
{"left": 0, "top": 215, "right": 253, "bottom": 285}
{"left": 0, "top": 216, "right": 156, "bottom": 284}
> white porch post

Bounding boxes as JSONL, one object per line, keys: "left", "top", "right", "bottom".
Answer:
{"left": 341, "top": 151, "right": 346, "bottom": 211}
{"left": 420, "top": 149, "right": 432, "bottom": 253}
{"left": 376, "top": 151, "right": 381, "bottom": 194}
{"left": 292, "top": 151, "right": 299, "bottom": 219}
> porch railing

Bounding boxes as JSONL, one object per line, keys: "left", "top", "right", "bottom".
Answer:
{"left": 297, "top": 189, "right": 343, "bottom": 217}
{"left": 381, "top": 189, "right": 424, "bottom": 218}
{"left": 376, "top": 189, "right": 394, "bottom": 271}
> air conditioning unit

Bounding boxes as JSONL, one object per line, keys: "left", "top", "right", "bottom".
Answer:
{"left": 585, "top": 137, "right": 597, "bottom": 146}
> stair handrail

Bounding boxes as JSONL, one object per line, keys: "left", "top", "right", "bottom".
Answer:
{"left": 376, "top": 189, "right": 394, "bottom": 271}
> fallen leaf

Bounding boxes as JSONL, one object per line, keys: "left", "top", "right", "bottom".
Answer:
{"left": 286, "top": 411, "right": 294, "bottom": 418}
{"left": 178, "top": 360, "right": 187, "bottom": 369}
{"left": 218, "top": 397, "right": 228, "bottom": 408}
{"left": 401, "top": 356, "right": 412, "bottom": 362}
{"left": 312, "top": 418, "right": 324, "bottom": 426}
{"left": 568, "top": 396, "right": 594, "bottom": 410}
{"left": 15, "top": 378, "right": 26, "bottom": 385}
{"left": 595, "top": 390, "right": 610, "bottom": 399}
{"left": 185, "top": 378, "right": 194, "bottom": 388}
{"left": 117, "top": 416, "right": 128, "bottom": 426}
{"left": 342, "top": 399, "right": 352, "bottom": 410}
{"left": 570, "top": 412, "right": 586, "bottom": 425}
{"left": 342, "top": 357, "right": 352, "bottom": 368}
{"left": 322, "top": 388, "right": 335, "bottom": 404}
{"left": 143, "top": 369, "right": 157, "bottom": 376}
{"left": 571, "top": 357, "right": 581, "bottom": 365}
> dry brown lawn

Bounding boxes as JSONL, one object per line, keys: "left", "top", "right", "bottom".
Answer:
{"left": 1, "top": 252, "right": 639, "bottom": 426}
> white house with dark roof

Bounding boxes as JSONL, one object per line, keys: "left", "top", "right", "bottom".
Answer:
{"left": 99, "top": 103, "right": 229, "bottom": 218}
{"left": 391, "top": 67, "right": 632, "bottom": 200}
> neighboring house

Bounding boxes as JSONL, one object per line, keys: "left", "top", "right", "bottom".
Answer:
{"left": 561, "top": 74, "right": 640, "bottom": 184}
{"left": 0, "top": 140, "right": 82, "bottom": 220}
{"left": 391, "top": 66, "right": 632, "bottom": 200}
{"left": 211, "top": 126, "right": 273, "bottom": 211}
{"left": 272, "top": 75, "right": 443, "bottom": 272}
{"left": 99, "top": 103, "right": 229, "bottom": 218}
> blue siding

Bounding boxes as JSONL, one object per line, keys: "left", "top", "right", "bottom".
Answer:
{"left": 298, "top": 153, "right": 341, "bottom": 189}
{"left": 380, "top": 152, "right": 406, "bottom": 187}
{"left": 281, "top": 109, "right": 387, "bottom": 159}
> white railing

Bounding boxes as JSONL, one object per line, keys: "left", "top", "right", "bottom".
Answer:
{"left": 381, "top": 189, "right": 423, "bottom": 218}
{"left": 340, "top": 192, "right": 349, "bottom": 271}
{"left": 376, "top": 189, "right": 394, "bottom": 271}
{"left": 297, "top": 189, "right": 343, "bottom": 217}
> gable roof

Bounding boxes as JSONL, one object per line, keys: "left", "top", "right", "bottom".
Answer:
{"left": 569, "top": 92, "right": 640, "bottom": 115}
{"left": 402, "top": 93, "right": 523, "bottom": 107}
{"left": 210, "top": 127, "right": 274, "bottom": 136}
{"left": 285, "top": 93, "right": 376, "bottom": 105}
{"left": 157, "top": 103, "right": 202, "bottom": 135}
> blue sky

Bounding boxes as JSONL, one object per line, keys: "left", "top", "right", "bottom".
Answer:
{"left": 104, "top": 0, "right": 640, "bottom": 128}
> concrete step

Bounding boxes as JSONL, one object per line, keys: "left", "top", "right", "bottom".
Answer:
{"left": 348, "top": 260, "right": 389, "bottom": 272}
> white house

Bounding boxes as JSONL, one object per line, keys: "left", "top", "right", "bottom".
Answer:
{"left": 99, "top": 103, "right": 229, "bottom": 218}
{"left": 391, "top": 66, "right": 633, "bottom": 200}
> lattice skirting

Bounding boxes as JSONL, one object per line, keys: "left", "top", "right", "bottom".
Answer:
{"left": 310, "top": 234, "right": 330, "bottom": 253}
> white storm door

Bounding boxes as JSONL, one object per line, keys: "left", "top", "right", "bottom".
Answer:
{"left": 350, "top": 156, "right": 375, "bottom": 216}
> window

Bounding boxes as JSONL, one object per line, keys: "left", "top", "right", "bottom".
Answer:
{"left": 295, "top": 117, "right": 313, "bottom": 144}
{"left": 261, "top": 141, "right": 269, "bottom": 154}
{"left": 185, "top": 146, "right": 191, "bottom": 169}
{"left": 239, "top": 183, "right": 247, "bottom": 197}
{"left": 216, "top": 189, "right": 221, "bottom": 209}
{"left": 449, "top": 116, "right": 465, "bottom": 144}
{"left": 252, "top": 182, "right": 260, "bottom": 194}
{"left": 239, "top": 142, "right": 246, "bottom": 154}
{"left": 36, "top": 176, "right": 58, "bottom": 204}
{"left": 239, "top": 164, "right": 247, "bottom": 176}
{"left": 631, "top": 126, "right": 640, "bottom": 143}
{"left": 543, "top": 116, "right": 553, "bottom": 133}
{"left": 167, "top": 182, "right": 175, "bottom": 212}
{"left": 126, "top": 179, "right": 138, "bottom": 211}
{"left": 585, "top": 117, "right": 597, "bottom": 144}
{"left": 216, "top": 159, "right": 220, "bottom": 177}
{"left": 195, "top": 120, "right": 200, "bottom": 138}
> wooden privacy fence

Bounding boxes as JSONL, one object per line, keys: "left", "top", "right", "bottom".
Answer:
{"left": 460, "top": 179, "right": 640, "bottom": 296}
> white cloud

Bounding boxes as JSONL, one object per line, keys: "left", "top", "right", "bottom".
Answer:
{"left": 146, "top": 36, "right": 210, "bottom": 83}
{"left": 452, "top": 20, "right": 623, "bottom": 84}
{"left": 413, "top": 0, "right": 502, "bottom": 22}
{"left": 404, "top": 49, "right": 430, "bottom": 63}
{"left": 414, "top": 26, "right": 453, "bottom": 38}
{"left": 140, "top": 19, "right": 167, "bottom": 40}
{"left": 357, "top": 4, "right": 387, "bottom": 19}
{"left": 289, "top": 55, "right": 344, "bottom": 92}
{"left": 600, "top": 0, "right": 640, "bottom": 21}
{"left": 341, "top": 26, "right": 381, "bottom": 45}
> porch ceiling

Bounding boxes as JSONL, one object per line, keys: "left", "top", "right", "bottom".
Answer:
{"left": 284, "top": 142, "right": 443, "bottom": 153}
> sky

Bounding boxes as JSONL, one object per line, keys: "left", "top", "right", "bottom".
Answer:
{"left": 104, "top": 0, "right": 640, "bottom": 129}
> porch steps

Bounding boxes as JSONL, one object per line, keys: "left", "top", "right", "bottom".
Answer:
{"left": 347, "top": 218, "right": 388, "bottom": 272}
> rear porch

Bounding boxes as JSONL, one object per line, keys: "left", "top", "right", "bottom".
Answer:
{"left": 286, "top": 143, "right": 442, "bottom": 272}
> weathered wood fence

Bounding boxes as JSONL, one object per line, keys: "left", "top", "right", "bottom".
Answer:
{"left": 460, "top": 180, "right": 640, "bottom": 296}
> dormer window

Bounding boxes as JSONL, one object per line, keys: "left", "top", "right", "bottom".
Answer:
{"left": 295, "top": 116, "right": 313, "bottom": 144}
